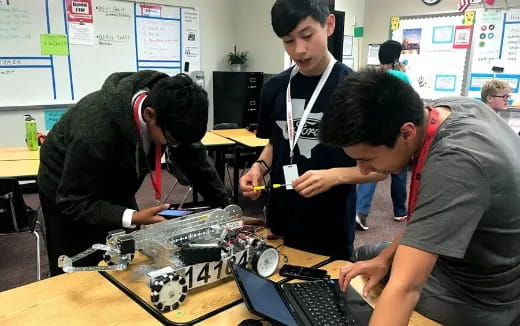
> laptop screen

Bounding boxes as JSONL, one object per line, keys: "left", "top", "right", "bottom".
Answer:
{"left": 234, "top": 265, "right": 298, "bottom": 326}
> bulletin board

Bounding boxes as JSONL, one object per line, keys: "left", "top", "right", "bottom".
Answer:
{"left": 391, "top": 13, "right": 471, "bottom": 100}
{"left": 466, "top": 8, "right": 520, "bottom": 106}
{"left": 0, "top": 0, "right": 201, "bottom": 107}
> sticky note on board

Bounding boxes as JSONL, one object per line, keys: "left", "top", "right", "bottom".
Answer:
{"left": 40, "top": 34, "right": 69, "bottom": 56}
{"left": 463, "top": 11, "right": 476, "bottom": 26}
{"left": 354, "top": 27, "right": 364, "bottom": 38}
{"left": 390, "top": 17, "right": 400, "bottom": 31}
{"left": 44, "top": 109, "right": 68, "bottom": 130}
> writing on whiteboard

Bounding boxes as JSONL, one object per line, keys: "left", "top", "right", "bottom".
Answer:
{"left": 97, "top": 33, "right": 130, "bottom": 46}
{"left": 96, "top": 5, "right": 130, "bottom": 18}
{"left": 137, "top": 19, "right": 180, "bottom": 61}
{"left": 0, "top": 59, "right": 21, "bottom": 65}
{"left": 0, "top": 6, "right": 32, "bottom": 41}
{"left": 0, "top": 70, "right": 15, "bottom": 77}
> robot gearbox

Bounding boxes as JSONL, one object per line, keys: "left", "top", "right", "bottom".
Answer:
{"left": 58, "top": 205, "right": 280, "bottom": 312}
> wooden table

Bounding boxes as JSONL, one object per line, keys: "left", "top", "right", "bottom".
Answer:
{"left": 211, "top": 128, "right": 258, "bottom": 139}
{"left": 209, "top": 129, "right": 268, "bottom": 202}
{"left": 103, "top": 234, "right": 328, "bottom": 325}
{"left": 0, "top": 160, "right": 39, "bottom": 179}
{"left": 201, "top": 132, "right": 235, "bottom": 147}
{"left": 0, "top": 272, "right": 161, "bottom": 326}
{"left": 0, "top": 147, "right": 40, "bottom": 161}
{"left": 200, "top": 132, "right": 235, "bottom": 189}
{"left": 201, "top": 260, "right": 440, "bottom": 326}
{"left": 0, "top": 147, "right": 40, "bottom": 180}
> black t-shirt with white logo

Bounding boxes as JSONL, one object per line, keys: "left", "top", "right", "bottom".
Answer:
{"left": 257, "top": 62, "right": 356, "bottom": 259}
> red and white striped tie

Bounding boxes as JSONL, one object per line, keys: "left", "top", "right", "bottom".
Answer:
{"left": 458, "top": 0, "right": 470, "bottom": 12}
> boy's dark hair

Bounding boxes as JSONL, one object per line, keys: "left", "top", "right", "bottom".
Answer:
{"left": 271, "top": 0, "right": 329, "bottom": 37}
{"left": 378, "top": 40, "right": 402, "bottom": 65}
{"left": 320, "top": 68, "right": 424, "bottom": 148}
{"left": 147, "top": 73, "right": 208, "bottom": 145}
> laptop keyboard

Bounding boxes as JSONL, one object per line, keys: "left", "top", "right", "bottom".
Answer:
{"left": 284, "top": 280, "right": 361, "bottom": 326}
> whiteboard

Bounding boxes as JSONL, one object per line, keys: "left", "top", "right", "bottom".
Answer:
{"left": 466, "top": 8, "right": 520, "bottom": 106}
{"left": 392, "top": 14, "right": 469, "bottom": 100}
{"left": 0, "top": 0, "right": 200, "bottom": 107}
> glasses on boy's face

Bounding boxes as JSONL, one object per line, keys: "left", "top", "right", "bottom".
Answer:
{"left": 492, "top": 95, "right": 511, "bottom": 100}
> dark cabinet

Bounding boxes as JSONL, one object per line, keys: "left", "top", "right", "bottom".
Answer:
{"left": 212, "top": 71, "right": 264, "bottom": 128}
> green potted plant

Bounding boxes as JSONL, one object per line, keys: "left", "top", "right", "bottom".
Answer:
{"left": 227, "top": 46, "right": 247, "bottom": 72}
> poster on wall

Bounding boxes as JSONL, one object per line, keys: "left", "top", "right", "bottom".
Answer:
{"left": 66, "top": 0, "right": 93, "bottom": 23}
{"left": 182, "top": 8, "right": 201, "bottom": 72}
{"left": 67, "top": 0, "right": 94, "bottom": 45}
{"left": 402, "top": 28, "right": 422, "bottom": 54}
{"left": 367, "top": 43, "right": 380, "bottom": 65}
{"left": 432, "top": 26, "right": 454, "bottom": 44}
{"left": 453, "top": 25, "right": 473, "bottom": 49}
{"left": 343, "top": 35, "right": 353, "bottom": 56}
{"left": 140, "top": 4, "right": 161, "bottom": 17}
{"left": 467, "top": 9, "right": 520, "bottom": 106}
{"left": 392, "top": 14, "right": 469, "bottom": 99}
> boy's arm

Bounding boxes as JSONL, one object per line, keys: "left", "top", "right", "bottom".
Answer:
{"left": 368, "top": 245, "right": 438, "bottom": 326}
{"left": 293, "top": 167, "right": 387, "bottom": 198}
{"left": 239, "top": 144, "right": 273, "bottom": 200}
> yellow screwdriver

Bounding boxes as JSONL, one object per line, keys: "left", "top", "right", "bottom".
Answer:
{"left": 252, "top": 184, "right": 288, "bottom": 191}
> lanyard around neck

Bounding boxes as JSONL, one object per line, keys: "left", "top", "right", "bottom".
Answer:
{"left": 133, "top": 93, "right": 162, "bottom": 203}
{"left": 286, "top": 53, "right": 336, "bottom": 163}
{"left": 407, "top": 108, "right": 441, "bottom": 221}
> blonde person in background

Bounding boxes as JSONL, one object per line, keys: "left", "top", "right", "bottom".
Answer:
{"left": 481, "top": 79, "right": 512, "bottom": 111}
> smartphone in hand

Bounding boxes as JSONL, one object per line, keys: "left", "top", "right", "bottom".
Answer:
{"left": 158, "top": 209, "right": 191, "bottom": 219}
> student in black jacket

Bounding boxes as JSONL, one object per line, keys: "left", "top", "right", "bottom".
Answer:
{"left": 38, "top": 71, "right": 229, "bottom": 275}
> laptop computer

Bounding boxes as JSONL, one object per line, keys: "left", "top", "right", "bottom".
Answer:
{"left": 232, "top": 264, "right": 373, "bottom": 326}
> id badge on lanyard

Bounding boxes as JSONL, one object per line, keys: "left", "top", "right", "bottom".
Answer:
{"left": 283, "top": 53, "right": 336, "bottom": 188}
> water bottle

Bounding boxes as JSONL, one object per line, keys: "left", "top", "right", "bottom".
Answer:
{"left": 24, "top": 114, "right": 38, "bottom": 151}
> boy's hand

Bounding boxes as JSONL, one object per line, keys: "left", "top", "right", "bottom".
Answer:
{"left": 131, "top": 204, "right": 168, "bottom": 225}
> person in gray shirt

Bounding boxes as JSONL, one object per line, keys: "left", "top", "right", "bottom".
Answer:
{"left": 320, "top": 68, "right": 520, "bottom": 326}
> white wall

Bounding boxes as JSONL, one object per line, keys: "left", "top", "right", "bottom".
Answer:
{"left": 235, "top": 0, "right": 284, "bottom": 74}
{"left": 336, "top": 0, "right": 366, "bottom": 70}
{"left": 5, "top": 0, "right": 503, "bottom": 147}
{"left": 0, "top": 0, "right": 238, "bottom": 146}
{"left": 233, "top": 0, "right": 368, "bottom": 73}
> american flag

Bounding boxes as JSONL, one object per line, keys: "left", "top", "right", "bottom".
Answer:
{"left": 459, "top": 0, "right": 470, "bottom": 12}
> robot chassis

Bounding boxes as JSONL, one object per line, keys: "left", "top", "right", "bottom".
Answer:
{"left": 58, "top": 205, "right": 280, "bottom": 312}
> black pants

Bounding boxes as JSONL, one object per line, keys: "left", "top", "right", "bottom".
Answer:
{"left": 352, "top": 243, "right": 520, "bottom": 326}
{"left": 39, "top": 192, "right": 104, "bottom": 276}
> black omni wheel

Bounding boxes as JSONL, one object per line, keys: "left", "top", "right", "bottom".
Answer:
{"left": 150, "top": 272, "right": 188, "bottom": 312}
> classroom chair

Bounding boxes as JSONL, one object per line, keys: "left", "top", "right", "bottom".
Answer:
{"left": 213, "top": 123, "right": 258, "bottom": 196}
{"left": 164, "top": 147, "right": 193, "bottom": 208}
{"left": 0, "top": 177, "right": 41, "bottom": 280}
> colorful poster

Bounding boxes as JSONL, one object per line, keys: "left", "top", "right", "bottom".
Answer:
{"left": 40, "top": 34, "right": 69, "bottom": 55}
{"left": 44, "top": 109, "right": 68, "bottom": 130}
{"left": 140, "top": 4, "right": 161, "bottom": 17}
{"left": 66, "top": 0, "right": 93, "bottom": 23}
{"left": 468, "top": 73, "right": 494, "bottom": 91}
{"left": 453, "top": 25, "right": 473, "bottom": 49}
{"left": 402, "top": 28, "right": 422, "bottom": 54}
